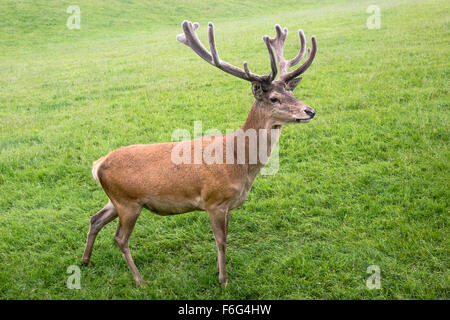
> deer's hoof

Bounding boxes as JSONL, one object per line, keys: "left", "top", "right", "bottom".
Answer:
{"left": 135, "top": 279, "right": 146, "bottom": 287}
{"left": 81, "top": 260, "right": 93, "bottom": 267}
{"left": 219, "top": 275, "right": 228, "bottom": 288}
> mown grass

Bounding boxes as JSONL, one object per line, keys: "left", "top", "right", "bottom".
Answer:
{"left": 0, "top": 0, "right": 448, "bottom": 299}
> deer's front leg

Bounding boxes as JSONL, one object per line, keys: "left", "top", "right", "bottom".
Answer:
{"left": 207, "top": 206, "right": 230, "bottom": 286}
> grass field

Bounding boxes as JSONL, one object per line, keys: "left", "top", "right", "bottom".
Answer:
{"left": 0, "top": 0, "right": 448, "bottom": 299}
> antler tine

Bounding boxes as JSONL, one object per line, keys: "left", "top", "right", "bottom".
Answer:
{"left": 207, "top": 22, "right": 251, "bottom": 80}
{"left": 263, "top": 36, "right": 278, "bottom": 82}
{"left": 286, "top": 30, "right": 306, "bottom": 69}
{"left": 242, "top": 37, "right": 277, "bottom": 83}
{"left": 208, "top": 22, "right": 221, "bottom": 66}
{"left": 177, "top": 20, "right": 277, "bottom": 83}
{"left": 281, "top": 36, "right": 317, "bottom": 82}
{"left": 177, "top": 21, "right": 213, "bottom": 65}
{"left": 268, "top": 25, "right": 316, "bottom": 81}
{"left": 268, "top": 24, "right": 288, "bottom": 75}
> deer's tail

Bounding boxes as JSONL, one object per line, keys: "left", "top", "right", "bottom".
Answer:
{"left": 92, "top": 156, "right": 107, "bottom": 186}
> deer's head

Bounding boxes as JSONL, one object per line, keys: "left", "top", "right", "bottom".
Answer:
{"left": 177, "top": 21, "right": 317, "bottom": 126}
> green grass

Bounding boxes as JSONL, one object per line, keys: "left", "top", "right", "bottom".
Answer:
{"left": 0, "top": 0, "right": 448, "bottom": 299}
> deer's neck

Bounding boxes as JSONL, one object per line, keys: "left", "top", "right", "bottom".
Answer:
{"left": 236, "top": 100, "right": 281, "bottom": 172}
{"left": 241, "top": 101, "right": 275, "bottom": 132}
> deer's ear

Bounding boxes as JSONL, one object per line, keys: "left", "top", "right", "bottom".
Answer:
{"left": 252, "top": 82, "right": 264, "bottom": 100}
{"left": 286, "top": 77, "right": 302, "bottom": 91}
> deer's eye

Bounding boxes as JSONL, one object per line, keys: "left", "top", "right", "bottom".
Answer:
{"left": 270, "top": 97, "right": 280, "bottom": 103}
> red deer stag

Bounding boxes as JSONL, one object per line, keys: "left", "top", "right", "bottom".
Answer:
{"left": 82, "top": 21, "right": 317, "bottom": 286}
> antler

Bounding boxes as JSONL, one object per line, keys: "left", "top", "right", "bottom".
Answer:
{"left": 177, "top": 21, "right": 277, "bottom": 83}
{"left": 267, "top": 24, "right": 317, "bottom": 83}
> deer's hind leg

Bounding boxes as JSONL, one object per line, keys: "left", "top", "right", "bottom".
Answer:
{"left": 82, "top": 201, "right": 118, "bottom": 266}
{"left": 113, "top": 202, "right": 144, "bottom": 286}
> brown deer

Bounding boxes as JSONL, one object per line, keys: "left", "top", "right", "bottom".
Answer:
{"left": 82, "top": 21, "right": 317, "bottom": 286}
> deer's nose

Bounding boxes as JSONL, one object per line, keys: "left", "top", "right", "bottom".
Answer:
{"left": 305, "top": 108, "right": 315, "bottom": 118}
